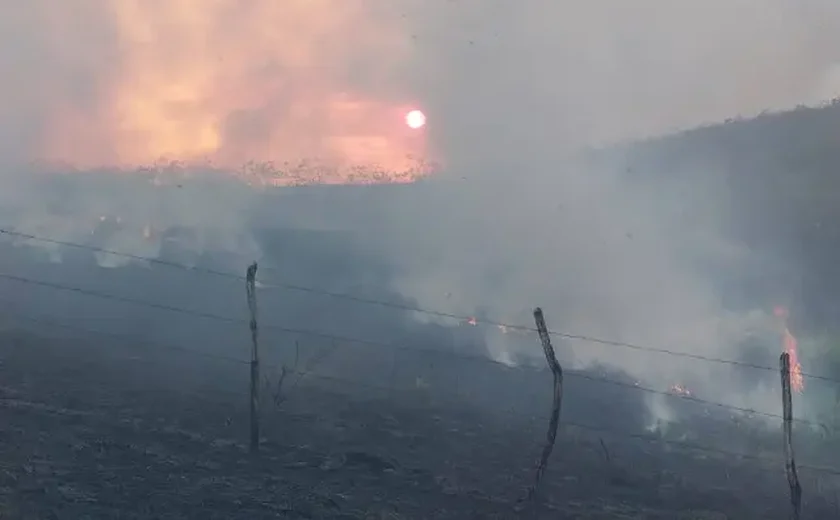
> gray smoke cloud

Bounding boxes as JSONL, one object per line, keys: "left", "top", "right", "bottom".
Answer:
{"left": 360, "top": 0, "right": 840, "bottom": 420}
{"left": 2, "top": 0, "right": 839, "bottom": 424}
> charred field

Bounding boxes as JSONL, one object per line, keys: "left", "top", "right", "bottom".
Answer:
{"left": 0, "top": 325, "right": 838, "bottom": 519}
{"left": 3, "top": 103, "right": 840, "bottom": 518}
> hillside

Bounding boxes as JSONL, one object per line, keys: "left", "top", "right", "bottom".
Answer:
{"left": 591, "top": 100, "right": 840, "bottom": 330}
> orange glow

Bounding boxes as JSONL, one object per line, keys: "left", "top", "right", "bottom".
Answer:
{"left": 775, "top": 306, "right": 804, "bottom": 393}
{"left": 29, "top": 1, "right": 434, "bottom": 184}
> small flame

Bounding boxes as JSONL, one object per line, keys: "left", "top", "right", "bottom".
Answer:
{"left": 775, "top": 306, "right": 804, "bottom": 393}
{"left": 466, "top": 316, "right": 477, "bottom": 326}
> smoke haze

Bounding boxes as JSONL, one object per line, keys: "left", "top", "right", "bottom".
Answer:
{"left": 2, "top": 0, "right": 840, "bottom": 168}
{"left": 2, "top": 0, "right": 840, "bottom": 422}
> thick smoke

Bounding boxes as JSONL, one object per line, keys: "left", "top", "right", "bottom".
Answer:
{"left": 360, "top": 0, "right": 840, "bottom": 419}
{"left": 352, "top": 0, "right": 840, "bottom": 418}
{"left": 2, "top": 0, "right": 840, "bottom": 422}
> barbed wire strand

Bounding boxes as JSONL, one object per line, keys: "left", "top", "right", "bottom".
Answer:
{"left": 0, "top": 311, "right": 250, "bottom": 405}
{"left": 271, "top": 366, "right": 840, "bottom": 477}
{"left": 237, "top": 363, "right": 840, "bottom": 478}
{"left": 0, "top": 267, "right": 835, "bottom": 389}
{"left": 0, "top": 227, "right": 813, "bottom": 379}
{"left": 7, "top": 308, "right": 840, "bottom": 479}
{"left": 2, "top": 306, "right": 249, "bottom": 366}
{"left": 6, "top": 302, "right": 840, "bottom": 476}
{"left": 0, "top": 296, "right": 829, "bottom": 431}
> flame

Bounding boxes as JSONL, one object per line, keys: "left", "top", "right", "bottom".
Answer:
{"left": 26, "top": 1, "right": 434, "bottom": 184}
{"left": 466, "top": 316, "right": 477, "bottom": 326}
{"left": 774, "top": 305, "right": 804, "bottom": 393}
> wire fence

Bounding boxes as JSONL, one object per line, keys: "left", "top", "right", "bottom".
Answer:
{"left": 0, "top": 270, "right": 831, "bottom": 427}
{"left": 4, "top": 226, "right": 838, "bottom": 384}
{"left": 1, "top": 226, "right": 840, "bottom": 515}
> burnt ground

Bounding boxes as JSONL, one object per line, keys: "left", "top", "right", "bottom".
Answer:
{"left": 0, "top": 330, "right": 839, "bottom": 519}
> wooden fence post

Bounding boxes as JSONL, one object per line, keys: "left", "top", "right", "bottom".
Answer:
{"left": 246, "top": 262, "right": 260, "bottom": 453}
{"left": 526, "top": 307, "right": 564, "bottom": 505}
{"left": 780, "top": 352, "right": 802, "bottom": 520}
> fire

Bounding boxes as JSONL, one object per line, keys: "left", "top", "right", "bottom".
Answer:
{"left": 774, "top": 306, "right": 804, "bottom": 393}
{"left": 24, "top": 1, "right": 435, "bottom": 184}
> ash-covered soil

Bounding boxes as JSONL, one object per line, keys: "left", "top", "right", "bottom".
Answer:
{"left": 0, "top": 330, "right": 838, "bottom": 519}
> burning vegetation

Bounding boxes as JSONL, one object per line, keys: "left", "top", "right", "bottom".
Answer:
{"left": 775, "top": 306, "right": 804, "bottom": 393}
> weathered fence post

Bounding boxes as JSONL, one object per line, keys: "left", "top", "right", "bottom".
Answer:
{"left": 780, "top": 352, "right": 802, "bottom": 520}
{"left": 246, "top": 262, "right": 260, "bottom": 453}
{"left": 526, "top": 307, "right": 564, "bottom": 505}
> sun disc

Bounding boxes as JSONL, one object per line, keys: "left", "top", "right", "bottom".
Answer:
{"left": 406, "top": 110, "right": 426, "bottom": 129}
